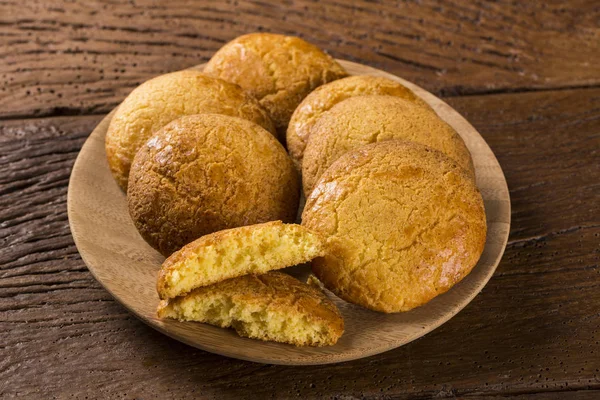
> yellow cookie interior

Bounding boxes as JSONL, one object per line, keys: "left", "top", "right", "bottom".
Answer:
{"left": 157, "top": 221, "right": 325, "bottom": 300}
{"left": 157, "top": 272, "right": 343, "bottom": 347}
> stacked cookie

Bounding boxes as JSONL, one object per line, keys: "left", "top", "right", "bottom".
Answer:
{"left": 104, "top": 32, "right": 486, "bottom": 346}
{"left": 156, "top": 222, "right": 344, "bottom": 347}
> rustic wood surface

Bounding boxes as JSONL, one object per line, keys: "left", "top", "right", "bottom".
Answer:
{"left": 1, "top": 0, "right": 599, "bottom": 398}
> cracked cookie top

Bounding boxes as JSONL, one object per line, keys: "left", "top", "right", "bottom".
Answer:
{"left": 127, "top": 114, "right": 299, "bottom": 256}
{"left": 105, "top": 70, "right": 275, "bottom": 191}
{"left": 204, "top": 33, "right": 348, "bottom": 135}
{"left": 301, "top": 95, "right": 475, "bottom": 196}
{"left": 287, "top": 75, "right": 430, "bottom": 169}
{"left": 302, "top": 140, "right": 486, "bottom": 313}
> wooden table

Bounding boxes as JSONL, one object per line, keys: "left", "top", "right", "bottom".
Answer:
{"left": 1, "top": 1, "right": 599, "bottom": 398}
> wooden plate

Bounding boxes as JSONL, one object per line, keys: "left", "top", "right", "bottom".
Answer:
{"left": 67, "top": 60, "right": 510, "bottom": 365}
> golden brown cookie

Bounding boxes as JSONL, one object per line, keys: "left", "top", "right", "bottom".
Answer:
{"left": 105, "top": 70, "right": 275, "bottom": 190}
{"left": 204, "top": 33, "right": 347, "bottom": 134}
{"left": 128, "top": 114, "right": 299, "bottom": 257}
{"left": 287, "top": 75, "right": 430, "bottom": 168}
{"left": 302, "top": 95, "right": 474, "bottom": 195}
{"left": 157, "top": 271, "right": 344, "bottom": 347}
{"left": 157, "top": 221, "right": 326, "bottom": 300}
{"left": 302, "top": 140, "right": 487, "bottom": 313}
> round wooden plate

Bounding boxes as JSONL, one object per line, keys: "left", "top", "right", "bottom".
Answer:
{"left": 67, "top": 60, "right": 510, "bottom": 365}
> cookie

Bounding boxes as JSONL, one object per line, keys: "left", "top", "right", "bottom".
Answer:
{"left": 204, "top": 33, "right": 347, "bottom": 134}
{"left": 105, "top": 70, "right": 275, "bottom": 190}
{"left": 302, "top": 95, "right": 474, "bottom": 195}
{"left": 128, "top": 114, "right": 299, "bottom": 256}
{"left": 157, "top": 271, "right": 344, "bottom": 347}
{"left": 286, "top": 75, "right": 429, "bottom": 168}
{"left": 302, "top": 140, "right": 487, "bottom": 313}
{"left": 157, "top": 221, "right": 326, "bottom": 300}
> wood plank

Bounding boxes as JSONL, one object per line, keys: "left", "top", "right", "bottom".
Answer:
{"left": 1, "top": 87, "right": 599, "bottom": 398}
{"left": 1, "top": 0, "right": 599, "bottom": 119}
{"left": 464, "top": 392, "right": 600, "bottom": 400}
{"left": 445, "top": 88, "right": 600, "bottom": 241}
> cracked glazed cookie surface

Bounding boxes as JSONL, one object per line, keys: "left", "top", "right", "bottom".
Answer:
{"left": 105, "top": 70, "right": 275, "bottom": 190}
{"left": 204, "top": 33, "right": 347, "bottom": 134}
{"left": 302, "top": 95, "right": 475, "bottom": 195}
{"left": 127, "top": 114, "right": 299, "bottom": 256}
{"left": 302, "top": 141, "right": 487, "bottom": 313}
{"left": 286, "top": 75, "right": 430, "bottom": 168}
{"left": 157, "top": 271, "right": 344, "bottom": 346}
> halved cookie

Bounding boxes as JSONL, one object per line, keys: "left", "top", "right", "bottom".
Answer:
{"left": 157, "top": 271, "right": 344, "bottom": 347}
{"left": 157, "top": 221, "right": 326, "bottom": 300}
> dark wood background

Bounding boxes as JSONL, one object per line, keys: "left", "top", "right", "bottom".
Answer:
{"left": 1, "top": 1, "right": 599, "bottom": 398}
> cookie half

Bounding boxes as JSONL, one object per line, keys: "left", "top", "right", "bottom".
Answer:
{"left": 157, "top": 272, "right": 344, "bottom": 347}
{"left": 157, "top": 221, "right": 326, "bottom": 300}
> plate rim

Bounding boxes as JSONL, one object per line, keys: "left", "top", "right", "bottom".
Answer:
{"left": 67, "top": 59, "right": 511, "bottom": 365}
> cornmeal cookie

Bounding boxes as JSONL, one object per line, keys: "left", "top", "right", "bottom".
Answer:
{"left": 128, "top": 114, "right": 299, "bottom": 257}
{"left": 302, "top": 95, "right": 474, "bottom": 195}
{"left": 157, "top": 271, "right": 344, "bottom": 347}
{"left": 302, "top": 141, "right": 487, "bottom": 313}
{"left": 105, "top": 70, "right": 275, "bottom": 190}
{"left": 157, "top": 221, "right": 326, "bottom": 300}
{"left": 204, "top": 33, "right": 347, "bottom": 134}
{"left": 287, "top": 75, "right": 429, "bottom": 168}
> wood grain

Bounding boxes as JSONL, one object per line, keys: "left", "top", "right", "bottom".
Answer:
{"left": 1, "top": 0, "right": 599, "bottom": 119}
{"left": 1, "top": 0, "right": 599, "bottom": 397}
{"left": 2, "top": 85, "right": 599, "bottom": 397}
